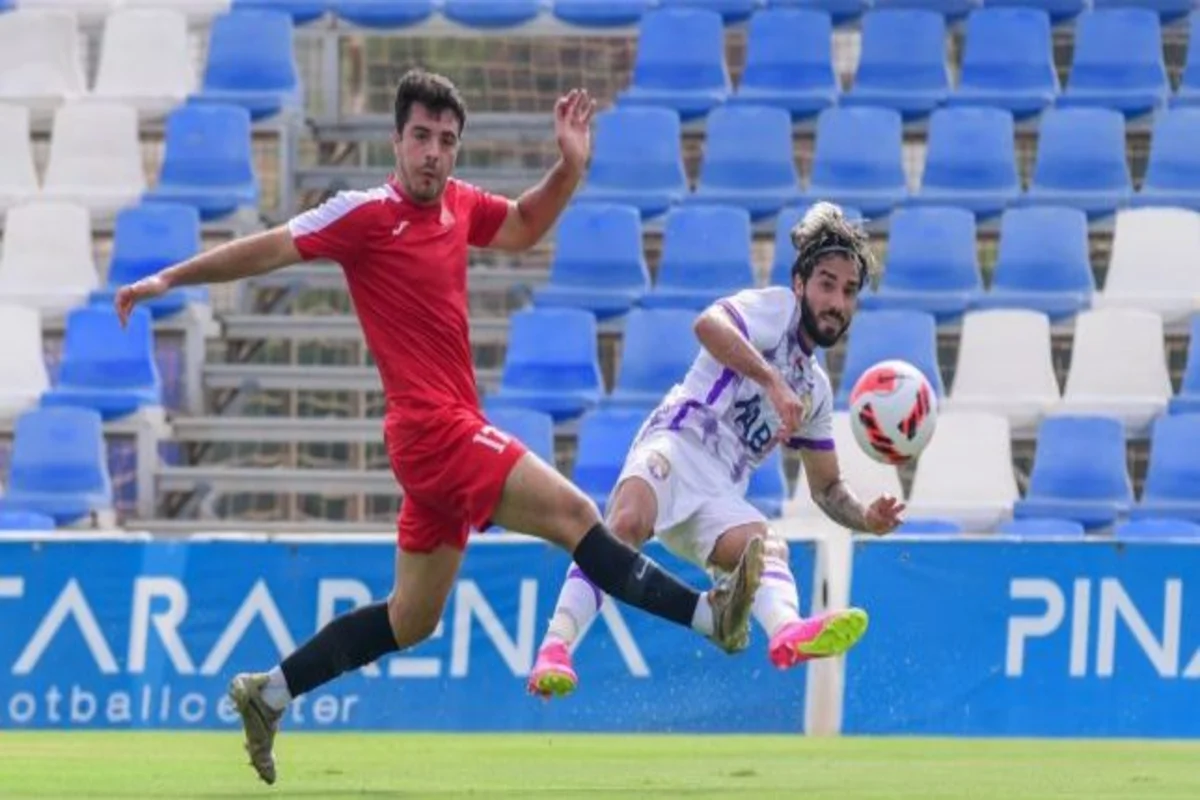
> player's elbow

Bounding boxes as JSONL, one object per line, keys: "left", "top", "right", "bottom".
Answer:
{"left": 693, "top": 308, "right": 723, "bottom": 347}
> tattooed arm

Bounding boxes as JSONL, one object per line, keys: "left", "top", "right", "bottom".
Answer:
{"left": 800, "top": 448, "right": 904, "bottom": 535}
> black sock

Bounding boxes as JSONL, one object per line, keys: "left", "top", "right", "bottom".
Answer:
{"left": 571, "top": 523, "right": 700, "bottom": 628}
{"left": 280, "top": 601, "right": 398, "bottom": 698}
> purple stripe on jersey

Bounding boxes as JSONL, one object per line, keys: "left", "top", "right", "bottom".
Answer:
{"left": 718, "top": 300, "right": 749, "bottom": 338}
{"left": 668, "top": 399, "right": 703, "bottom": 430}
{"left": 788, "top": 437, "right": 835, "bottom": 451}
{"left": 705, "top": 368, "right": 737, "bottom": 404}
{"left": 762, "top": 569, "right": 796, "bottom": 584}
{"left": 567, "top": 565, "right": 603, "bottom": 610}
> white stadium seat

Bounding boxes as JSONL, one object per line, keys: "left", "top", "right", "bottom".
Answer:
{"left": 0, "top": 11, "right": 87, "bottom": 118}
{"left": 41, "top": 101, "right": 147, "bottom": 216}
{"left": 1054, "top": 307, "right": 1173, "bottom": 431}
{"left": 122, "top": 0, "right": 232, "bottom": 25}
{"left": 1096, "top": 207, "right": 1200, "bottom": 326}
{"left": 0, "top": 104, "right": 40, "bottom": 214}
{"left": 905, "top": 411, "right": 1019, "bottom": 532}
{"left": 0, "top": 304, "right": 50, "bottom": 422}
{"left": 786, "top": 412, "right": 904, "bottom": 524}
{"left": 17, "top": 0, "right": 122, "bottom": 27}
{"left": 93, "top": 9, "right": 195, "bottom": 117}
{"left": 945, "top": 309, "right": 1061, "bottom": 435}
{"left": 0, "top": 201, "right": 98, "bottom": 316}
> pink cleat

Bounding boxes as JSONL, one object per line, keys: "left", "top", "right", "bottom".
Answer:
{"left": 768, "top": 608, "right": 870, "bottom": 670}
{"left": 527, "top": 641, "right": 578, "bottom": 699}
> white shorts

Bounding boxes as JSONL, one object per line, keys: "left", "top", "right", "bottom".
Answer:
{"left": 613, "top": 429, "right": 765, "bottom": 572}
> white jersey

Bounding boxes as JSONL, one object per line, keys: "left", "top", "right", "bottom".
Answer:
{"left": 634, "top": 287, "right": 835, "bottom": 484}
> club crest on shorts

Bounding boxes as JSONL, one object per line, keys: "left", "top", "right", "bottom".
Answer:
{"left": 646, "top": 450, "right": 671, "bottom": 481}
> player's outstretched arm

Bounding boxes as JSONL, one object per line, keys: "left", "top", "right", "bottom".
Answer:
{"left": 114, "top": 226, "right": 300, "bottom": 326}
{"left": 800, "top": 447, "right": 903, "bottom": 535}
{"left": 488, "top": 89, "right": 597, "bottom": 252}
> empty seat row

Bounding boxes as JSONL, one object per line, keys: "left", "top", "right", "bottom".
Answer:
{"left": 535, "top": 202, "right": 1200, "bottom": 326}
{"left": 481, "top": 303, "right": 1199, "bottom": 437}
{"left": 0, "top": 101, "right": 257, "bottom": 223}
{"left": 620, "top": 8, "right": 1200, "bottom": 125}
{"left": 580, "top": 103, "right": 1200, "bottom": 222}
{"left": 0, "top": 8, "right": 298, "bottom": 121}
{"left": 788, "top": 409, "right": 1200, "bottom": 533}
{"left": 0, "top": 200, "right": 209, "bottom": 315}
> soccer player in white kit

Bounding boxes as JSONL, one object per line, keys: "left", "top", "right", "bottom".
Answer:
{"left": 528, "top": 202, "right": 906, "bottom": 698}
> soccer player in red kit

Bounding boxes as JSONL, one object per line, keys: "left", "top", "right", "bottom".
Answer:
{"left": 115, "top": 69, "right": 764, "bottom": 785}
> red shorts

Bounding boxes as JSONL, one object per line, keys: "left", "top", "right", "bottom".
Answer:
{"left": 385, "top": 406, "right": 528, "bottom": 553}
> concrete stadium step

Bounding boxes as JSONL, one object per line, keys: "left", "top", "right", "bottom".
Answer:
{"left": 130, "top": 518, "right": 399, "bottom": 536}
{"left": 201, "top": 363, "right": 501, "bottom": 393}
{"left": 244, "top": 263, "right": 550, "bottom": 294}
{"left": 156, "top": 465, "right": 399, "bottom": 496}
{"left": 219, "top": 314, "right": 512, "bottom": 346}
{"left": 172, "top": 415, "right": 383, "bottom": 443}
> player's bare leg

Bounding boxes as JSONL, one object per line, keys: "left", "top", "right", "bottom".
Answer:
{"left": 710, "top": 524, "right": 868, "bottom": 668}
{"left": 230, "top": 544, "right": 461, "bottom": 784}
{"left": 493, "top": 452, "right": 762, "bottom": 659}
{"left": 528, "top": 477, "right": 657, "bottom": 698}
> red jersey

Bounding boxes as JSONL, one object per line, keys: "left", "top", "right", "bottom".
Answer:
{"left": 286, "top": 176, "right": 510, "bottom": 433}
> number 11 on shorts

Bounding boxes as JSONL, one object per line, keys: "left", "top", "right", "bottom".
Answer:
{"left": 473, "top": 425, "right": 512, "bottom": 454}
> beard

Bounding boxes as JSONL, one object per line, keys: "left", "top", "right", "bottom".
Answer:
{"left": 799, "top": 292, "right": 849, "bottom": 349}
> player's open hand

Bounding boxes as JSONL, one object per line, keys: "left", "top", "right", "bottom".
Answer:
{"left": 554, "top": 88, "right": 597, "bottom": 176}
{"left": 863, "top": 494, "right": 905, "bottom": 535}
{"left": 114, "top": 275, "right": 169, "bottom": 327}
{"left": 765, "top": 372, "right": 804, "bottom": 445}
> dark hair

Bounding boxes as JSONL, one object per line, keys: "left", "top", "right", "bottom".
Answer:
{"left": 394, "top": 68, "right": 467, "bottom": 135}
{"left": 789, "top": 202, "right": 878, "bottom": 292}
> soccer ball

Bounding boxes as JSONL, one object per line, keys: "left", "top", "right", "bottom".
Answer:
{"left": 848, "top": 359, "right": 938, "bottom": 465}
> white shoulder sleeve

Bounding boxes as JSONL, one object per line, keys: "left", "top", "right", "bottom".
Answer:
{"left": 715, "top": 287, "right": 795, "bottom": 352}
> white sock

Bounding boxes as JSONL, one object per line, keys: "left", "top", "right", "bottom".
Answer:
{"left": 543, "top": 564, "right": 605, "bottom": 648}
{"left": 690, "top": 593, "right": 714, "bottom": 636}
{"left": 752, "top": 554, "right": 801, "bottom": 638}
{"left": 261, "top": 665, "right": 292, "bottom": 711}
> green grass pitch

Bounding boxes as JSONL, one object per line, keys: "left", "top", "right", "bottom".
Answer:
{"left": 1, "top": 733, "right": 1197, "bottom": 798}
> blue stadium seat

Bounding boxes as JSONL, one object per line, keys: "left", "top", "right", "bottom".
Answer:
{"left": 1173, "top": 15, "right": 1200, "bottom": 107}
{"left": 616, "top": 9, "right": 729, "bottom": 121}
{"left": 40, "top": 306, "right": 162, "bottom": 421}
{"left": 0, "top": 407, "right": 112, "bottom": 527}
{"left": 640, "top": 205, "right": 755, "bottom": 310}
{"left": 1115, "top": 518, "right": 1200, "bottom": 539}
{"left": 997, "top": 518, "right": 1087, "bottom": 537}
{"left": 803, "top": 107, "right": 907, "bottom": 218}
{"left": 974, "top": 206, "right": 1094, "bottom": 320}
{"left": 90, "top": 203, "right": 205, "bottom": 319}
{"left": 1093, "top": 0, "right": 1193, "bottom": 25}
{"left": 481, "top": 405, "right": 555, "bottom": 465}
{"left": 143, "top": 104, "right": 258, "bottom": 221}
{"left": 873, "top": 0, "right": 980, "bottom": 22}
{"left": 333, "top": 0, "right": 435, "bottom": 27}
{"left": 1131, "top": 108, "right": 1200, "bottom": 211}
{"left": 1130, "top": 414, "right": 1200, "bottom": 522}
{"left": 1057, "top": 9, "right": 1168, "bottom": 119}
{"left": 909, "top": 106, "right": 1020, "bottom": 218}
{"left": 532, "top": 203, "right": 648, "bottom": 319}
{"left": 607, "top": 308, "right": 700, "bottom": 410}
{"left": 1012, "top": 415, "right": 1132, "bottom": 530}
{"left": 861, "top": 206, "right": 982, "bottom": 321}
{"left": 895, "top": 518, "right": 964, "bottom": 534}
{"left": 576, "top": 106, "right": 687, "bottom": 218}
{"left": 189, "top": 11, "right": 300, "bottom": 121}
{"left": 948, "top": 8, "right": 1058, "bottom": 120}
{"left": 0, "top": 510, "right": 56, "bottom": 531}
{"left": 488, "top": 308, "right": 603, "bottom": 422}
{"left": 769, "top": 203, "right": 864, "bottom": 287}
{"left": 729, "top": 9, "right": 838, "bottom": 121}
{"left": 233, "top": 0, "right": 326, "bottom": 25}
{"left": 552, "top": 0, "right": 651, "bottom": 26}
{"left": 763, "top": 0, "right": 868, "bottom": 26}
{"left": 659, "top": 0, "right": 757, "bottom": 23}
{"left": 572, "top": 407, "right": 649, "bottom": 513}
{"left": 1168, "top": 315, "right": 1200, "bottom": 414}
{"left": 982, "top": 0, "right": 1086, "bottom": 25}
{"left": 442, "top": 0, "right": 541, "bottom": 28}
{"left": 834, "top": 310, "right": 945, "bottom": 408}
{"left": 747, "top": 449, "right": 787, "bottom": 518}
{"left": 1020, "top": 107, "right": 1132, "bottom": 219}
{"left": 842, "top": 10, "right": 950, "bottom": 120}
{"left": 688, "top": 105, "right": 802, "bottom": 219}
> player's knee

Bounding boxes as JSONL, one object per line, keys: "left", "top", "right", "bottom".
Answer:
{"left": 557, "top": 487, "right": 601, "bottom": 538}
{"left": 607, "top": 505, "right": 651, "bottom": 547}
